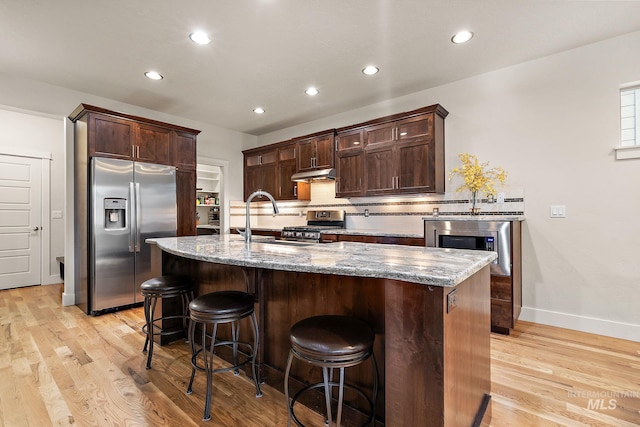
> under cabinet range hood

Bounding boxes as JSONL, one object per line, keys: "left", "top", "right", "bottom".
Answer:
{"left": 291, "top": 168, "right": 336, "bottom": 182}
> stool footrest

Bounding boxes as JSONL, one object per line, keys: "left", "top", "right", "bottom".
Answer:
{"left": 190, "top": 343, "right": 255, "bottom": 375}
{"left": 289, "top": 381, "right": 375, "bottom": 427}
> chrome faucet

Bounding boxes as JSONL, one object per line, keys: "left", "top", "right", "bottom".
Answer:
{"left": 238, "top": 190, "right": 279, "bottom": 243}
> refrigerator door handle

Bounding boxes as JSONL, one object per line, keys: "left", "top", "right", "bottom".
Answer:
{"left": 128, "top": 182, "right": 135, "bottom": 252}
{"left": 135, "top": 182, "right": 141, "bottom": 252}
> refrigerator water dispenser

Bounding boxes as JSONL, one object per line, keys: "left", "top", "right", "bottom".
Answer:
{"left": 104, "top": 198, "right": 127, "bottom": 229}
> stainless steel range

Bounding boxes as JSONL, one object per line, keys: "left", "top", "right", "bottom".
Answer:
{"left": 281, "top": 210, "right": 346, "bottom": 242}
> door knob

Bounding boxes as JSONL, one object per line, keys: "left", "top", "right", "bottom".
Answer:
{"left": 33, "top": 226, "right": 40, "bottom": 231}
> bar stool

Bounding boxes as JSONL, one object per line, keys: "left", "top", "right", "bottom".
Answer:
{"left": 186, "top": 290, "right": 262, "bottom": 422}
{"left": 284, "top": 315, "right": 378, "bottom": 427}
{"left": 140, "top": 275, "right": 195, "bottom": 370}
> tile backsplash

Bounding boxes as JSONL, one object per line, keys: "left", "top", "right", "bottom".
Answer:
{"left": 231, "top": 181, "right": 524, "bottom": 235}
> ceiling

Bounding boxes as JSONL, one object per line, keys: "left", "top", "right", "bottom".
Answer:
{"left": 2, "top": 1, "right": 640, "bottom": 136}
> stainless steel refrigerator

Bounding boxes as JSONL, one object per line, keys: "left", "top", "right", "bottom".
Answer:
{"left": 88, "top": 157, "right": 176, "bottom": 314}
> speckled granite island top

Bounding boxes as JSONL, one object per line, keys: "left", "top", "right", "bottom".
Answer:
{"left": 150, "top": 234, "right": 496, "bottom": 287}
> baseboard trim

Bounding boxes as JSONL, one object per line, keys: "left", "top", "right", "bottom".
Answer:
{"left": 519, "top": 307, "right": 640, "bottom": 342}
{"left": 42, "top": 274, "right": 61, "bottom": 285}
{"left": 61, "top": 291, "right": 75, "bottom": 307}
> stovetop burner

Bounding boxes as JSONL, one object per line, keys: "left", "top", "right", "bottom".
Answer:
{"left": 281, "top": 210, "right": 345, "bottom": 242}
{"left": 282, "top": 225, "right": 344, "bottom": 231}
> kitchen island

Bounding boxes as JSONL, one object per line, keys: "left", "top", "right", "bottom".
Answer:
{"left": 150, "top": 235, "right": 496, "bottom": 427}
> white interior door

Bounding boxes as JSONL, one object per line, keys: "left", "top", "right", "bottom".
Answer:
{"left": 0, "top": 154, "right": 42, "bottom": 289}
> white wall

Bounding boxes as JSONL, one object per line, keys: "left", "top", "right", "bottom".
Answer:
{"left": 255, "top": 31, "right": 640, "bottom": 341}
{"left": 0, "top": 73, "right": 256, "bottom": 305}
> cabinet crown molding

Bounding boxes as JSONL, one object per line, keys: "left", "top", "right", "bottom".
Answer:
{"left": 68, "top": 103, "right": 201, "bottom": 135}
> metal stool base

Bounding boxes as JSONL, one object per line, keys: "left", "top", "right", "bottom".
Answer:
{"left": 142, "top": 287, "right": 194, "bottom": 370}
{"left": 284, "top": 350, "right": 378, "bottom": 427}
{"left": 186, "top": 309, "right": 262, "bottom": 422}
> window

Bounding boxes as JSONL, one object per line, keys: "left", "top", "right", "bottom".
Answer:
{"left": 620, "top": 86, "right": 639, "bottom": 146}
{"left": 616, "top": 85, "right": 640, "bottom": 159}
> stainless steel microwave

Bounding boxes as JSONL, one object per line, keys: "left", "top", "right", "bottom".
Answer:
{"left": 425, "top": 220, "right": 512, "bottom": 276}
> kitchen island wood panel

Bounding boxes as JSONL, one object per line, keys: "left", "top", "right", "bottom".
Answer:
{"left": 153, "top": 237, "right": 492, "bottom": 426}
{"left": 320, "top": 232, "right": 424, "bottom": 246}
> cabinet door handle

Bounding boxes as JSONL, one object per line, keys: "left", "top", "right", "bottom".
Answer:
{"left": 132, "top": 145, "right": 136, "bottom": 158}
{"left": 293, "top": 185, "right": 297, "bottom": 197}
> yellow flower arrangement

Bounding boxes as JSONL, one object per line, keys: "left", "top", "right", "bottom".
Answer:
{"left": 449, "top": 153, "right": 507, "bottom": 213}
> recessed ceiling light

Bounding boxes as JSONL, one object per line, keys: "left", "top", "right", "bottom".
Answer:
{"left": 144, "top": 71, "right": 163, "bottom": 80}
{"left": 253, "top": 107, "right": 265, "bottom": 114}
{"left": 451, "top": 30, "right": 473, "bottom": 44}
{"left": 305, "top": 87, "right": 319, "bottom": 96}
{"left": 189, "top": 31, "right": 211, "bottom": 45}
{"left": 362, "top": 65, "right": 379, "bottom": 76}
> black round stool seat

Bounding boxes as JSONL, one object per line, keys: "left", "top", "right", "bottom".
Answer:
{"left": 186, "top": 290, "right": 262, "bottom": 422}
{"left": 140, "top": 275, "right": 195, "bottom": 370}
{"left": 140, "top": 275, "right": 194, "bottom": 296}
{"left": 189, "top": 290, "right": 255, "bottom": 323}
{"left": 285, "top": 315, "right": 378, "bottom": 427}
{"left": 290, "top": 315, "right": 375, "bottom": 363}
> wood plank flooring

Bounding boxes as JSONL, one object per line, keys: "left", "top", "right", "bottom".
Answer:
{"left": 1, "top": 284, "right": 638, "bottom": 426}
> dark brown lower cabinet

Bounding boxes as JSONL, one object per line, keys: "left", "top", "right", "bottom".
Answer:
{"left": 320, "top": 233, "right": 424, "bottom": 246}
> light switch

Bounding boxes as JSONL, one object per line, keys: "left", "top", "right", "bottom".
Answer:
{"left": 52, "top": 210, "right": 63, "bottom": 219}
{"left": 550, "top": 205, "right": 566, "bottom": 218}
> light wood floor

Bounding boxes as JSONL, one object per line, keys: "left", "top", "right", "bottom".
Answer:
{"left": 1, "top": 284, "right": 638, "bottom": 427}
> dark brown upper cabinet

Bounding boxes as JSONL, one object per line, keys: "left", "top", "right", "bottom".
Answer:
{"left": 243, "top": 142, "right": 311, "bottom": 202}
{"left": 243, "top": 147, "right": 278, "bottom": 201}
{"left": 335, "top": 128, "right": 365, "bottom": 198}
{"left": 135, "top": 122, "right": 171, "bottom": 165}
{"left": 277, "top": 144, "right": 310, "bottom": 200}
{"left": 337, "top": 104, "right": 448, "bottom": 197}
{"left": 296, "top": 131, "right": 334, "bottom": 172}
{"left": 364, "top": 113, "right": 436, "bottom": 195}
{"left": 171, "top": 130, "right": 197, "bottom": 171}
{"left": 241, "top": 104, "right": 447, "bottom": 201}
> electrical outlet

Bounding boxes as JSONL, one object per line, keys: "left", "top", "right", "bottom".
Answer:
{"left": 550, "top": 205, "right": 566, "bottom": 218}
{"left": 496, "top": 192, "right": 505, "bottom": 204}
{"left": 447, "top": 289, "right": 458, "bottom": 313}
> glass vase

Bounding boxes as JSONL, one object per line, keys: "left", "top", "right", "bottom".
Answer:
{"left": 470, "top": 191, "right": 480, "bottom": 215}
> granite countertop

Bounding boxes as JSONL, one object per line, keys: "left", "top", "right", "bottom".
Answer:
{"left": 423, "top": 215, "right": 525, "bottom": 222}
{"left": 149, "top": 234, "right": 496, "bottom": 288}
